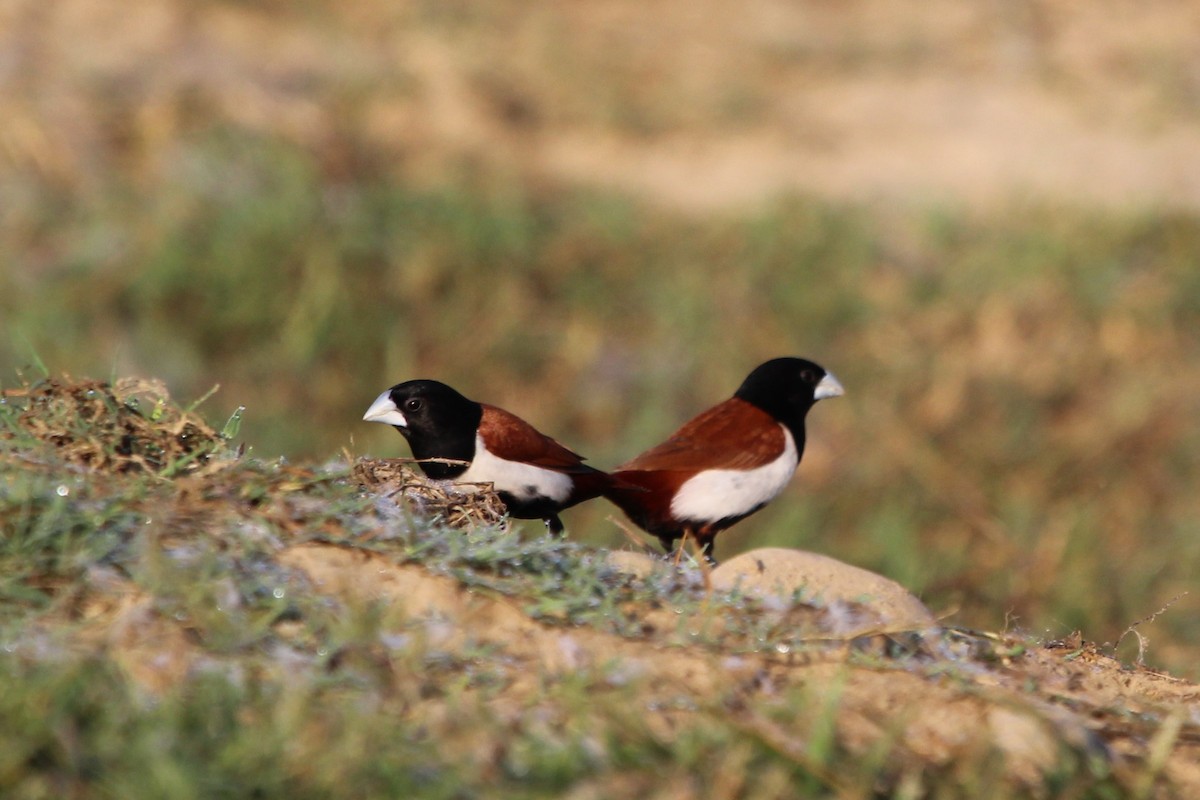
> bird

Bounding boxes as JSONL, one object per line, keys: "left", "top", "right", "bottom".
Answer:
{"left": 363, "top": 379, "right": 615, "bottom": 533}
{"left": 603, "top": 357, "right": 843, "bottom": 563}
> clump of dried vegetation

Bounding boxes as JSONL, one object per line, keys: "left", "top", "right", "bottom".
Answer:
{"left": 353, "top": 457, "right": 509, "bottom": 530}
{"left": 3, "top": 376, "right": 227, "bottom": 475}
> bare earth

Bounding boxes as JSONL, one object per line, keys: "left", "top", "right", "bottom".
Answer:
{"left": 80, "top": 541, "right": 1200, "bottom": 793}
{"left": 3, "top": 0, "right": 1199, "bottom": 211}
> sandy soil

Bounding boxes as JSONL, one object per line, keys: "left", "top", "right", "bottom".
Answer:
{"left": 2, "top": 0, "right": 1199, "bottom": 211}
{"left": 64, "top": 541, "right": 1200, "bottom": 794}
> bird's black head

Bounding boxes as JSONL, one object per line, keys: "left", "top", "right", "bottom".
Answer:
{"left": 733, "top": 357, "right": 844, "bottom": 438}
{"left": 363, "top": 379, "right": 483, "bottom": 478}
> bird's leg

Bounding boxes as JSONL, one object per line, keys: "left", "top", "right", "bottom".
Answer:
{"left": 699, "top": 535, "right": 718, "bottom": 567}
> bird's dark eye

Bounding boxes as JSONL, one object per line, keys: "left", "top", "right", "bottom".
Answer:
{"left": 800, "top": 369, "right": 816, "bottom": 384}
{"left": 404, "top": 398, "right": 422, "bottom": 412}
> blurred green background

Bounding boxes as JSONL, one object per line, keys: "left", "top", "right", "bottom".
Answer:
{"left": 3, "top": 1, "right": 1200, "bottom": 670}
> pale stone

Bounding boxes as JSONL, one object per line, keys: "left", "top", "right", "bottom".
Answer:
{"left": 710, "top": 547, "right": 937, "bottom": 629}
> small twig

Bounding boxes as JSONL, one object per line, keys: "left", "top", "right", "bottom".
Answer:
{"left": 606, "top": 515, "right": 657, "bottom": 555}
{"left": 932, "top": 605, "right": 960, "bottom": 622}
{"left": 673, "top": 531, "right": 687, "bottom": 566}
{"left": 1116, "top": 592, "right": 1188, "bottom": 667}
{"left": 398, "top": 456, "right": 472, "bottom": 469}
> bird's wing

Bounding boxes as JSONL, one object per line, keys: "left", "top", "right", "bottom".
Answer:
{"left": 616, "top": 398, "right": 786, "bottom": 473}
{"left": 478, "top": 404, "right": 596, "bottom": 473}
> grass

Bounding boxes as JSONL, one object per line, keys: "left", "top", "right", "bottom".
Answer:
{"left": 4, "top": 5, "right": 1199, "bottom": 791}
{"left": 3, "top": 377, "right": 1170, "bottom": 798}
{"left": 0, "top": 656, "right": 874, "bottom": 799}
{"left": 4, "top": 140, "right": 1200, "bottom": 676}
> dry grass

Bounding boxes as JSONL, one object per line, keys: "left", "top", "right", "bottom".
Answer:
{"left": 3, "top": 1, "right": 1199, "bottom": 210}
{"left": 353, "top": 457, "right": 509, "bottom": 531}
{"left": 2, "top": 376, "right": 225, "bottom": 475}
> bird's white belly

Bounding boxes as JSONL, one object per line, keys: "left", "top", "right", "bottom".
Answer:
{"left": 456, "top": 435, "right": 573, "bottom": 502}
{"left": 670, "top": 428, "right": 798, "bottom": 522}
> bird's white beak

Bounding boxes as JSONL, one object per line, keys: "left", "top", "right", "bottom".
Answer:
{"left": 363, "top": 390, "right": 408, "bottom": 427}
{"left": 814, "top": 372, "right": 845, "bottom": 400}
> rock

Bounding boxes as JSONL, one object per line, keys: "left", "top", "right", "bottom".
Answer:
{"left": 710, "top": 547, "right": 937, "bottom": 630}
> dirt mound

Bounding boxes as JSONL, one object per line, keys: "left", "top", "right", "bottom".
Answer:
{"left": 6, "top": 373, "right": 1200, "bottom": 795}
{"left": 39, "top": 532, "right": 1200, "bottom": 794}
{"left": 278, "top": 543, "right": 1200, "bottom": 793}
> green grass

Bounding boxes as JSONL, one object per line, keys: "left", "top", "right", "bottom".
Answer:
{"left": 4, "top": 5, "right": 1198, "bottom": 789}
{"left": 0, "top": 653, "right": 883, "bottom": 799}
{"left": 1, "top": 383, "right": 1152, "bottom": 798}
{"left": 4, "top": 133, "right": 1200, "bottom": 676}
